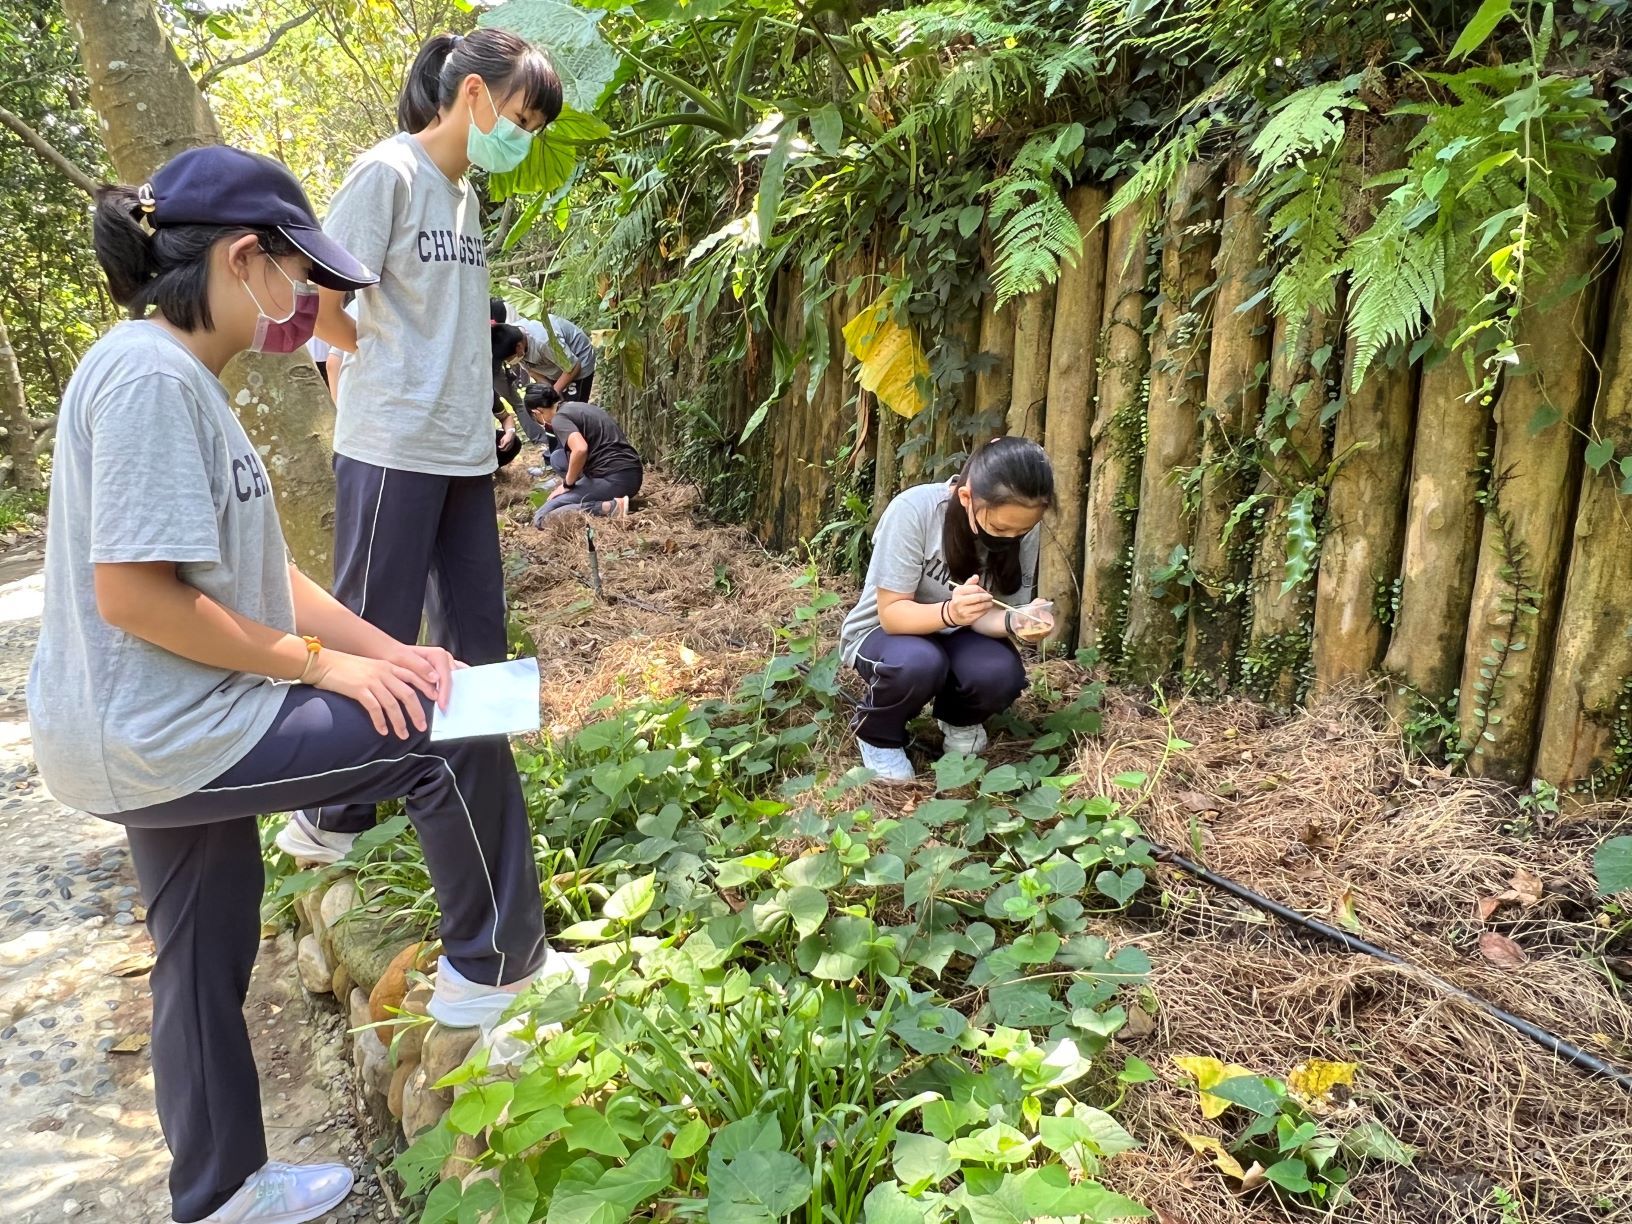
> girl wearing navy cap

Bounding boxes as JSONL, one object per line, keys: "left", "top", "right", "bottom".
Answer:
{"left": 295, "top": 30, "right": 559, "bottom": 863}
{"left": 27, "top": 144, "right": 563, "bottom": 1224}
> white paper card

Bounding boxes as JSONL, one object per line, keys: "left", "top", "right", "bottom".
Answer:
{"left": 430, "top": 657, "right": 541, "bottom": 743}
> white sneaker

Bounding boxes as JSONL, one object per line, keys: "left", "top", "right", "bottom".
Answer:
{"left": 273, "top": 811, "right": 357, "bottom": 866}
{"left": 427, "top": 947, "right": 588, "bottom": 1029}
{"left": 859, "top": 739, "right": 916, "bottom": 783}
{"left": 937, "top": 720, "right": 989, "bottom": 756}
{"left": 177, "top": 1161, "right": 353, "bottom": 1224}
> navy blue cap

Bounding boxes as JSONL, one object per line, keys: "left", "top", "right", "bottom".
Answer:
{"left": 141, "top": 145, "right": 378, "bottom": 292}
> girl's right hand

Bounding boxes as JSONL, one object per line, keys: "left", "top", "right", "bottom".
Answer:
{"left": 947, "top": 574, "right": 993, "bottom": 626}
{"left": 309, "top": 650, "right": 436, "bottom": 739}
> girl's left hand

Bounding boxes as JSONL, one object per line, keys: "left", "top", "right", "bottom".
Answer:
{"left": 386, "top": 643, "right": 461, "bottom": 711}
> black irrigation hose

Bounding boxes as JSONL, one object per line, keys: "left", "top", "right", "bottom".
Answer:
{"left": 1154, "top": 844, "right": 1632, "bottom": 1093}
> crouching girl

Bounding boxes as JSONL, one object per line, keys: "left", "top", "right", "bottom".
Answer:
{"left": 838, "top": 437, "right": 1055, "bottom": 782}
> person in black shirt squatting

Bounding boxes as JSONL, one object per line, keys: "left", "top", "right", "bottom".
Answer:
{"left": 526, "top": 385, "right": 644, "bottom": 521}
{"left": 288, "top": 29, "right": 559, "bottom": 867}
{"left": 837, "top": 437, "right": 1057, "bottom": 783}
{"left": 27, "top": 146, "right": 574, "bottom": 1224}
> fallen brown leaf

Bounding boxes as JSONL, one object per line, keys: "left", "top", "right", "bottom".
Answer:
{"left": 1237, "top": 1161, "right": 1268, "bottom": 1193}
{"left": 1509, "top": 868, "right": 1544, "bottom": 907}
{"left": 1299, "top": 820, "right": 1336, "bottom": 851}
{"left": 1474, "top": 895, "right": 1503, "bottom": 922}
{"left": 107, "top": 954, "right": 155, "bottom": 978}
{"left": 1176, "top": 791, "right": 1225, "bottom": 814}
{"left": 1477, "top": 932, "right": 1528, "bottom": 969}
{"left": 109, "top": 1032, "right": 150, "bottom": 1054}
{"left": 1121, "top": 1004, "right": 1157, "bottom": 1040}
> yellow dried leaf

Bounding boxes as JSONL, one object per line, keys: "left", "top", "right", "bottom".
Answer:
{"left": 1172, "top": 1055, "right": 1256, "bottom": 1119}
{"left": 1177, "top": 1131, "right": 1248, "bottom": 1181}
{"left": 842, "top": 295, "right": 930, "bottom": 420}
{"left": 110, "top": 1032, "right": 150, "bottom": 1054}
{"left": 1287, "top": 1058, "right": 1358, "bottom": 1104}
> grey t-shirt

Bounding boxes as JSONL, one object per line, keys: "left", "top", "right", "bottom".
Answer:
{"left": 27, "top": 321, "right": 295, "bottom": 814}
{"left": 324, "top": 133, "right": 493, "bottom": 477}
{"left": 839, "top": 481, "right": 1039, "bottom": 666}
{"left": 518, "top": 316, "right": 595, "bottom": 380}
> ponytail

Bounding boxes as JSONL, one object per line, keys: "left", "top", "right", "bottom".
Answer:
{"left": 397, "top": 28, "right": 563, "bottom": 135}
{"left": 92, "top": 183, "right": 295, "bottom": 332}
{"left": 941, "top": 436, "right": 1054, "bottom": 593}
{"left": 93, "top": 187, "right": 162, "bottom": 312}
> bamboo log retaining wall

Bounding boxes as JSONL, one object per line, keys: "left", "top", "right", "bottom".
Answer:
{"left": 614, "top": 154, "right": 1632, "bottom": 795}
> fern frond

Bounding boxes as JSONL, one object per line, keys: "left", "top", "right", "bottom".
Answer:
{"left": 1105, "top": 118, "right": 1214, "bottom": 238}
{"left": 1249, "top": 77, "right": 1359, "bottom": 181}
{"left": 992, "top": 192, "right": 1083, "bottom": 302}
{"left": 1344, "top": 211, "right": 1445, "bottom": 388}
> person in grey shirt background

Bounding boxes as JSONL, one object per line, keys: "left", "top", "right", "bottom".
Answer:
{"left": 492, "top": 309, "right": 597, "bottom": 402}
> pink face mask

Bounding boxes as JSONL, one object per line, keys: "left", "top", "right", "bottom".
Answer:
{"left": 243, "top": 258, "right": 319, "bottom": 354}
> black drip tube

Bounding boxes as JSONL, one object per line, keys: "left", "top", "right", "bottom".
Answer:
{"left": 1154, "top": 844, "right": 1632, "bottom": 1092}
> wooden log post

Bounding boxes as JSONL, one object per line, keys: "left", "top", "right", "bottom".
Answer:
{"left": 1536, "top": 214, "right": 1632, "bottom": 791}
{"left": 1040, "top": 185, "right": 1109, "bottom": 649}
{"left": 933, "top": 309, "right": 981, "bottom": 476}
{"left": 1007, "top": 285, "right": 1056, "bottom": 443}
{"left": 1184, "top": 156, "right": 1270, "bottom": 688}
{"left": 1241, "top": 308, "right": 1339, "bottom": 707}
{"left": 1459, "top": 231, "right": 1603, "bottom": 783}
{"left": 1079, "top": 201, "right": 1151, "bottom": 658}
{"left": 1378, "top": 320, "right": 1488, "bottom": 716}
{"left": 1121, "top": 161, "right": 1221, "bottom": 682}
{"left": 973, "top": 278, "right": 1016, "bottom": 440}
{"left": 1311, "top": 122, "right": 1419, "bottom": 696}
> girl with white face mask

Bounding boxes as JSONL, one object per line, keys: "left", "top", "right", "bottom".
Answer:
{"left": 293, "top": 31, "right": 559, "bottom": 859}
{"left": 28, "top": 145, "right": 564, "bottom": 1224}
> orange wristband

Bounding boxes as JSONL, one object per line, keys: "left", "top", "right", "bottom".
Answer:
{"left": 297, "top": 635, "right": 322, "bottom": 683}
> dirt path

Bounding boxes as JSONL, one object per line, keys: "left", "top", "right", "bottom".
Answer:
{"left": 0, "top": 543, "right": 389, "bottom": 1224}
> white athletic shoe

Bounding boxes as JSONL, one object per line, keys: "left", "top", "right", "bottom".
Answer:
{"left": 604, "top": 495, "right": 630, "bottom": 519}
{"left": 859, "top": 739, "right": 916, "bottom": 783}
{"left": 426, "top": 947, "right": 588, "bottom": 1030}
{"left": 273, "top": 811, "right": 357, "bottom": 866}
{"left": 177, "top": 1160, "right": 353, "bottom": 1224}
{"left": 937, "top": 720, "right": 989, "bottom": 757}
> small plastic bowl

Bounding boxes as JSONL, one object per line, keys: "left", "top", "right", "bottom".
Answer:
{"left": 1011, "top": 599, "right": 1056, "bottom": 641}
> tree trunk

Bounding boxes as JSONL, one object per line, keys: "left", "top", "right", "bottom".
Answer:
{"left": 1378, "top": 319, "right": 1488, "bottom": 715}
{"left": 1311, "top": 122, "right": 1418, "bottom": 696}
{"left": 1121, "top": 161, "right": 1221, "bottom": 682}
{"left": 1007, "top": 284, "right": 1055, "bottom": 443}
{"left": 1040, "top": 185, "right": 1108, "bottom": 649}
{"left": 769, "top": 265, "right": 808, "bottom": 545}
{"left": 62, "top": 0, "right": 220, "bottom": 177}
{"left": 1242, "top": 308, "right": 1338, "bottom": 707}
{"left": 1535, "top": 206, "right": 1632, "bottom": 792}
{"left": 1079, "top": 199, "right": 1150, "bottom": 659}
{"left": 1459, "top": 231, "right": 1602, "bottom": 783}
{"left": 974, "top": 281, "right": 1015, "bottom": 440}
{"left": 65, "top": 0, "right": 338, "bottom": 581}
{"left": 1184, "top": 156, "right": 1269, "bottom": 687}
{"left": 0, "top": 309, "right": 38, "bottom": 493}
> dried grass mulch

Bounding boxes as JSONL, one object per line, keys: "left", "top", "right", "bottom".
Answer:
{"left": 1080, "top": 688, "right": 1632, "bottom": 1224}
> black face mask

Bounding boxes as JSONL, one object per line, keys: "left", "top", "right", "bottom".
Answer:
{"left": 970, "top": 500, "right": 1023, "bottom": 551}
{"left": 976, "top": 524, "right": 1022, "bottom": 551}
